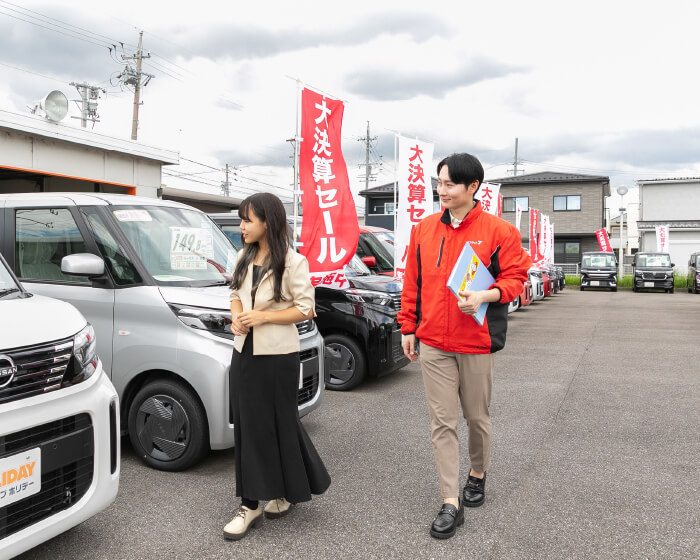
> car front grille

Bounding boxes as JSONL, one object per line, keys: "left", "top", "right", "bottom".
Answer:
{"left": 0, "top": 337, "right": 73, "bottom": 405}
{"left": 298, "top": 348, "right": 319, "bottom": 406}
{"left": 0, "top": 414, "right": 94, "bottom": 539}
{"left": 390, "top": 294, "right": 401, "bottom": 312}
{"left": 641, "top": 271, "right": 667, "bottom": 280}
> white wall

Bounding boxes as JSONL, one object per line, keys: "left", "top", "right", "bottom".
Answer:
{"left": 640, "top": 181, "right": 700, "bottom": 221}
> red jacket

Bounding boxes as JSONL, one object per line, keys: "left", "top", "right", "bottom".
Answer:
{"left": 398, "top": 203, "right": 531, "bottom": 354}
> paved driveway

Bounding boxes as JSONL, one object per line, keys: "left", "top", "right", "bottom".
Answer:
{"left": 17, "top": 289, "right": 699, "bottom": 559}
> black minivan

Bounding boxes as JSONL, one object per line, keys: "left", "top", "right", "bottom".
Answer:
{"left": 580, "top": 251, "right": 618, "bottom": 291}
{"left": 632, "top": 252, "right": 675, "bottom": 293}
{"left": 209, "top": 213, "right": 409, "bottom": 391}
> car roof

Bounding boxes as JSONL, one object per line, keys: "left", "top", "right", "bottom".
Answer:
{"left": 0, "top": 192, "right": 196, "bottom": 211}
{"left": 360, "top": 225, "right": 392, "bottom": 233}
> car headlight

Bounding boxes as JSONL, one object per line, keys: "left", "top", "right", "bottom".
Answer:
{"left": 635, "top": 270, "right": 643, "bottom": 276}
{"left": 63, "top": 324, "right": 99, "bottom": 387}
{"left": 170, "top": 304, "right": 233, "bottom": 339}
{"left": 345, "top": 289, "right": 392, "bottom": 306}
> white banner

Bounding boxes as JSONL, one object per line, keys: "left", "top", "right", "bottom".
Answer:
{"left": 655, "top": 225, "right": 670, "bottom": 252}
{"left": 549, "top": 222, "right": 555, "bottom": 263}
{"left": 538, "top": 214, "right": 551, "bottom": 264}
{"left": 515, "top": 205, "right": 523, "bottom": 231}
{"left": 394, "top": 135, "right": 435, "bottom": 278}
{"left": 478, "top": 182, "right": 501, "bottom": 215}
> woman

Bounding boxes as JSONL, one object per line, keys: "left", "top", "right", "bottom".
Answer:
{"left": 223, "top": 193, "right": 330, "bottom": 541}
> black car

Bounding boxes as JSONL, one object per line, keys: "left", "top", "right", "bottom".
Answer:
{"left": 208, "top": 213, "right": 409, "bottom": 391}
{"left": 687, "top": 252, "right": 700, "bottom": 294}
{"left": 632, "top": 252, "right": 675, "bottom": 293}
{"left": 580, "top": 251, "right": 618, "bottom": 291}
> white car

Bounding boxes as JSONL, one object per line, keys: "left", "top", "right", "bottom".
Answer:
{"left": 528, "top": 268, "right": 545, "bottom": 301}
{"left": 0, "top": 253, "right": 119, "bottom": 559}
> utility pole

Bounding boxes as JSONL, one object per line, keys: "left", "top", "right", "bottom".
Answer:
{"left": 120, "top": 30, "right": 153, "bottom": 140}
{"left": 511, "top": 137, "right": 524, "bottom": 176}
{"left": 69, "top": 82, "right": 105, "bottom": 128}
{"left": 358, "top": 121, "right": 378, "bottom": 190}
{"left": 222, "top": 164, "right": 231, "bottom": 197}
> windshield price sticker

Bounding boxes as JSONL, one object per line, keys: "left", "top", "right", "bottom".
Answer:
{"left": 113, "top": 209, "right": 152, "bottom": 222}
{"left": 0, "top": 447, "right": 41, "bottom": 508}
{"left": 170, "top": 227, "right": 214, "bottom": 257}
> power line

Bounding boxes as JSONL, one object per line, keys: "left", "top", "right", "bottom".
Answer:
{"left": 0, "top": 60, "right": 67, "bottom": 84}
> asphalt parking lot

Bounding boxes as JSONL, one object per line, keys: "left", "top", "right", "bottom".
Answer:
{"left": 18, "top": 288, "right": 699, "bottom": 560}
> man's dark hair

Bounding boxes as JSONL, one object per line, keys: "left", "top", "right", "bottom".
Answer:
{"left": 437, "top": 153, "right": 484, "bottom": 190}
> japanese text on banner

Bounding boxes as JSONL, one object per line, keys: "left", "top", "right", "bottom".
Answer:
{"left": 394, "top": 136, "right": 434, "bottom": 279}
{"left": 479, "top": 182, "right": 501, "bottom": 216}
{"left": 298, "top": 88, "right": 358, "bottom": 288}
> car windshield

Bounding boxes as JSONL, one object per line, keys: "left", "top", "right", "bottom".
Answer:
{"left": 343, "top": 255, "right": 372, "bottom": 277}
{"left": 0, "top": 258, "right": 20, "bottom": 292}
{"left": 582, "top": 254, "right": 616, "bottom": 267}
{"left": 695, "top": 255, "right": 700, "bottom": 267}
{"left": 111, "top": 206, "right": 237, "bottom": 287}
{"left": 360, "top": 232, "right": 394, "bottom": 269}
{"left": 637, "top": 254, "right": 671, "bottom": 267}
{"left": 373, "top": 231, "right": 395, "bottom": 257}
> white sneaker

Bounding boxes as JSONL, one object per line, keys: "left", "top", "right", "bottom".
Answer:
{"left": 223, "top": 504, "right": 263, "bottom": 541}
{"left": 263, "top": 498, "right": 294, "bottom": 519}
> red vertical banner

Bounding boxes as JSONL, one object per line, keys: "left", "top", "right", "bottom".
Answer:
{"left": 497, "top": 194, "right": 503, "bottom": 218}
{"left": 529, "top": 208, "right": 539, "bottom": 261}
{"left": 298, "top": 88, "right": 358, "bottom": 287}
{"left": 595, "top": 228, "right": 613, "bottom": 252}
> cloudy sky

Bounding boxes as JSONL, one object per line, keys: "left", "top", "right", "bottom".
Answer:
{"left": 2, "top": 0, "right": 699, "bottom": 213}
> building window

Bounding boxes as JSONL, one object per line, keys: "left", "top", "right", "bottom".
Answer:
{"left": 503, "top": 196, "right": 529, "bottom": 212}
{"left": 553, "top": 195, "right": 581, "bottom": 211}
{"left": 554, "top": 240, "right": 581, "bottom": 263}
{"left": 370, "top": 201, "right": 395, "bottom": 215}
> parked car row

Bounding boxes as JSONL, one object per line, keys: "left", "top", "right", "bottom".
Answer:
{"left": 508, "top": 263, "right": 565, "bottom": 313}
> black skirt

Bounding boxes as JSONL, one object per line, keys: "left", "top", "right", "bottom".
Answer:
{"left": 230, "top": 333, "right": 331, "bottom": 503}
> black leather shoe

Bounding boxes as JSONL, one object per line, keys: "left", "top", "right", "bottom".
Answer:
{"left": 429, "top": 502, "right": 464, "bottom": 539}
{"left": 462, "top": 473, "right": 486, "bottom": 507}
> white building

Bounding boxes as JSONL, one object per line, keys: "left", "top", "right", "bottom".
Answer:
{"left": 609, "top": 202, "right": 639, "bottom": 255}
{"left": 0, "top": 109, "right": 178, "bottom": 197}
{"left": 636, "top": 177, "right": 700, "bottom": 272}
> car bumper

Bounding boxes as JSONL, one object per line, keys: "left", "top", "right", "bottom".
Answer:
{"left": 581, "top": 277, "right": 617, "bottom": 288}
{"left": 0, "top": 365, "right": 120, "bottom": 559}
{"left": 367, "top": 321, "right": 409, "bottom": 378}
{"left": 634, "top": 278, "right": 673, "bottom": 289}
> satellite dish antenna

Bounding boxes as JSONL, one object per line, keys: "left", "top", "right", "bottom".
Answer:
{"left": 33, "top": 90, "right": 69, "bottom": 122}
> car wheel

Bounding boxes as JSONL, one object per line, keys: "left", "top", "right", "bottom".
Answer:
{"left": 669, "top": 287, "right": 675, "bottom": 294}
{"left": 128, "top": 379, "right": 209, "bottom": 471}
{"left": 324, "top": 334, "right": 367, "bottom": 391}
{"left": 580, "top": 286, "right": 584, "bottom": 291}
{"left": 612, "top": 286, "right": 618, "bottom": 292}
{"left": 633, "top": 285, "right": 638, "bottom": 292}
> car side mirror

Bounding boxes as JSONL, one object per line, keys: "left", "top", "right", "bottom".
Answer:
{"left": 671, "top": 263, "right": 675, "bottom": 267}
{"left": 61, "top": 253, "right": 105, "bottom": 277}
{"left": 361, "top": 256, "right": 377, "bottom": 267}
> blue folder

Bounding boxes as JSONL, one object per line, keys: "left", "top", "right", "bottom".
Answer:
{"left": 446, "top": 243, "right": 495, "bottom": 326}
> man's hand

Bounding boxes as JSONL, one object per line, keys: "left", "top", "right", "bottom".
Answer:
{"left": 458, "top": 290, "right": 485, "bottom": 315}
{"left": 402, "top": 334, "right": 419, "bottom": 362}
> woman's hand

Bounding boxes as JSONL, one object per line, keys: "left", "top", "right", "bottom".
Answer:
{"left": 230, "top": 314, "right": 250, "bottom": 337}
{"left": 238, "top": 310, "right": 268, "bottom": 328}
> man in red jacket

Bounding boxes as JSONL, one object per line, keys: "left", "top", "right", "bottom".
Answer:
{"left": 399, "top": 153, "right": 530, "bottom": 539}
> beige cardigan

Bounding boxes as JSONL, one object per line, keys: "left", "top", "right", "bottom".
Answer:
{"left": 229, "top": 248, "right": 315, "bottom": 355}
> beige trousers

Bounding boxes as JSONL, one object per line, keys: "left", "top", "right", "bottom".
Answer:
{"left": 419, "top": 342, "right": 494, "bottom": 499}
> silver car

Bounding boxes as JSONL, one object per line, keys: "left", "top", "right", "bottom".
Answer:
{"left": 0, "top": 193, "right": 324, "bottom": 471}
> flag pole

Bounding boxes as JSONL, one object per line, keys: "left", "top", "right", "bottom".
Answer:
{"left": 292, "top": 79, "right": 301, "bottom": 249}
